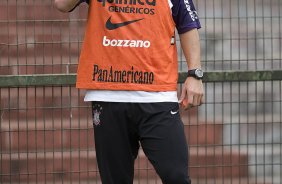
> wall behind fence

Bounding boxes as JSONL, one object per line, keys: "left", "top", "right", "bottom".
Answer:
{"left": 0, "top": 0, "right": 282, "bottom": 184}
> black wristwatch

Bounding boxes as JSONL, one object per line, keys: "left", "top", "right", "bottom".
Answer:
{"left": 187, "top": 69, "right": 204, "bottom": 80}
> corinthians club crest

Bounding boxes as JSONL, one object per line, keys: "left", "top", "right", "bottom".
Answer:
{"left": 92, "top": 104, "right": 103, "bottom": 126}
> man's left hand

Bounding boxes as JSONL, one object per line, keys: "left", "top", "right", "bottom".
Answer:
{"left": 179, "top": 77, "right": 204, "bottom": 110}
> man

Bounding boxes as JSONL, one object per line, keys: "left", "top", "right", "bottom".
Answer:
{"left": 54, "top": 0, "right": 204, "bottom": 183}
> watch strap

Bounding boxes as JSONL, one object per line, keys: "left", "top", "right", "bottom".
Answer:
{"left": 187, "top": 69, "right": 203, "bottom": 79}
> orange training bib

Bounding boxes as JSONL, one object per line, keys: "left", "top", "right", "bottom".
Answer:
{"left": 76, "top": 0, "right": 178, "bottom": 91}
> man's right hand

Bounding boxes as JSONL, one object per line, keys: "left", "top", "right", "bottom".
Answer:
{"left": 54, "top": 0, "right": 80, "bottom": 12}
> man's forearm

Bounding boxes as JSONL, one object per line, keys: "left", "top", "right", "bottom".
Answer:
{"left": 178, "top": 28, "right": 204, "bottom": 109}
{"left": 54, "top": 0, "right": 80, "bottom": 12}
{"left": 179, "top": 29, "right": 201, "bottom": 69}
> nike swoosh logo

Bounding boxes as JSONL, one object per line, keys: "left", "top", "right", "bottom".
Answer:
{"left": 106, "top": 16, "right": 144, "bottom": 30}
{"left": 170, "top": 110, "right": 179, "bottom": 115}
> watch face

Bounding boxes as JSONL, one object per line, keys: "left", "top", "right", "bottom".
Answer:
{"left": 195, "top": 69, "right": 203, "bottom": 78}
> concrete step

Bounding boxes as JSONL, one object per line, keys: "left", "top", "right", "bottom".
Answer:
{"left": 190, "top": 178, "right": 273, "bottom": 184}
{"left": 1, "top": 96, "right": 87, "bottom": 120}
{"left": 0, "top": 4, "right": 88, "bottom": 20}
{"left": 0, "top": 43, "right": 81, "bottom": 60}
{"left": 0, "top": 176, "right": 274, "bottom": 184}
{"left": 185, "top": 123, "right": 223, "bottom": 145}
{"left": 1, "top": 126, "right": 95, "bottom": 151}
{"left": 0, "top": 63, "right": 78, "bottom": 75}
{"left": 0, "top": 178, "right": 272, "bottom": 184}
{"left": 0, "top": 86, "right": 85, "bottom": 110}
{"left": 0, "top": 147, "right": 248, "bottom": 182}
{"left": 0, "top": 150, "right": 100, "bottom": 182}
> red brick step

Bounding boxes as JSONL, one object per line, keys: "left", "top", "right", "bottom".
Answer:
{"left": 1, "top": 120, "right": 223, "bottom": 152}
{"left": 0, "top": 147, "right": 248, "bottom": 182}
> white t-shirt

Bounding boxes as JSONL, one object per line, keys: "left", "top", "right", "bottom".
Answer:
{"left": 84, "top": 90, "right": 178, "bottom": 103}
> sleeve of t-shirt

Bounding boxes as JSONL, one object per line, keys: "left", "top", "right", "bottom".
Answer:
{"left": 170, "top": 0, "right": 201, "bottom": 34}
{"left": 69, "top": 0, "right": 89, "bottom": 12}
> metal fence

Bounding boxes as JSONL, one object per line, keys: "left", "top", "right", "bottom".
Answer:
{"left": 0, "top": 0, "right": 282, "bottom": 184}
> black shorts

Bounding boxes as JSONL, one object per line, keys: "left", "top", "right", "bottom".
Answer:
{"left": 92, "top": 102, "right": 191, "bottom": 184}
